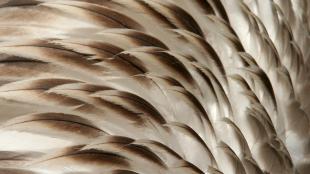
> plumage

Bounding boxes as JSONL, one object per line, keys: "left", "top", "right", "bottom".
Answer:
{"left": 0, "top": 0, "right": 309, "bottom": 174}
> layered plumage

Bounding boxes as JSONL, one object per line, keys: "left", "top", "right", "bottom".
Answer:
{"left": 0, "top": 0, "right": 309, "bottom": 174}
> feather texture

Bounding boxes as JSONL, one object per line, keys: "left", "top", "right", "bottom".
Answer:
{"left": 0, "top": 0, "right": 309, "bottom": 174}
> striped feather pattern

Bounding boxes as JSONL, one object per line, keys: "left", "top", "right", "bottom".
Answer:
{"left": 0, "top": 0, "right": 309, "bottom": 174}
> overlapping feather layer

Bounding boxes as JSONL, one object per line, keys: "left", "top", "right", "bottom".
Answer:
{"left": 0, "top": 0, "right": 309, "bottom": 174}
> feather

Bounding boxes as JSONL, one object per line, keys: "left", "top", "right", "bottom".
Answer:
{"left": 0, "top": 1, "right": 308, "bottom": 174}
